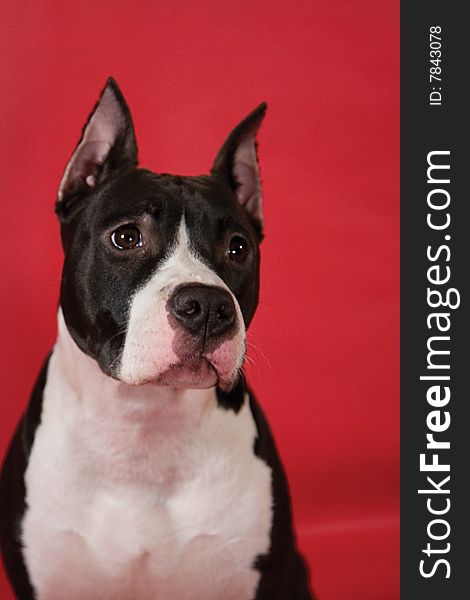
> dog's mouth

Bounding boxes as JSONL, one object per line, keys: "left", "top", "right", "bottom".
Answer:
{"left": 116, "top": 320, "right": 245, "bottom": 390}
{"left": 156, "top": 356, "right": 219, "bottom": 389}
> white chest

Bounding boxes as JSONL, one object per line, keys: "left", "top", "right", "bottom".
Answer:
{"left": 21, "top": 348, "right": 272, "bottom": 600}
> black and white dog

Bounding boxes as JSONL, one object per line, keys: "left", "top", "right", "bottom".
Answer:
{"left": 0, "top": 79, "right": 313, "bottom": 600}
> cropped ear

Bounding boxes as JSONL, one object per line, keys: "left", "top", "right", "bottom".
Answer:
{"left": 211, "top": 102, "right": 267, "bottom": 225}
{"left": 57, "top": 77, "right": 138, "bottom": 203}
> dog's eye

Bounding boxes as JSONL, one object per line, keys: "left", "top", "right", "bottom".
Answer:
{"left": 111, "top": 224, "right": 143, "bottom": 250}
{"left": 227, "top": 235, "right": 249, "bottom": 264}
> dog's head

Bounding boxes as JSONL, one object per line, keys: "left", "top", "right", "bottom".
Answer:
{"left": 55, "top": 78, "right": 266, "bottom": 391}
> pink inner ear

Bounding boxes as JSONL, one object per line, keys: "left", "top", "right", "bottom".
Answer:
{"left": 63, "top": 140, "right": 111, "bottom": 189}
{"left": 57, "top": 87, "right": 124, "bottom": 201}
{"left": 232, "top": 137, "right": 263, "bottom": 222}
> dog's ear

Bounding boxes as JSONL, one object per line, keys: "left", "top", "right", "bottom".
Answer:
{"left": 57, "top": 77, "right": 138, "bottom": 203}
{"left": 211, "top": 103, "right": 267, "bottom": 225}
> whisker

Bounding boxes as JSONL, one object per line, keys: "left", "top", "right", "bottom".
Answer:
{"left": 245, "top": 339, "right": 272, "bottom": 370}
{"left": 103, "top": 327, "right": 128, "bottom": 346}
{"left": 244, "top": 354, "right": 256, "bottom": 367}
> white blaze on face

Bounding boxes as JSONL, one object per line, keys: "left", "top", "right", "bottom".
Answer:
{"left": 119, "top": 217, "right": 246, "bottom": 387}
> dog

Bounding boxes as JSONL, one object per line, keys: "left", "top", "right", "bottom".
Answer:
{"left": 0, "top": 78, "right": 313, "bottom": 600}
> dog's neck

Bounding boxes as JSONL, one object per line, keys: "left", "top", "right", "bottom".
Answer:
{"left": 47, "top": 310, "right": 218, "bottom": 485}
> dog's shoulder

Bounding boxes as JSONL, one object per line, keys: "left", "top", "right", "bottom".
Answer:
{"left": 245, "top": 392, "right": 314, "bottom": 600}
{"left": 1, "top": 353, "right": 50, "bottom": 509}
{"left": 21, "top": 354, "right": 51, "bottom": 457}
{"left": 0, "top": 354, "right": 50, "bottom": 600}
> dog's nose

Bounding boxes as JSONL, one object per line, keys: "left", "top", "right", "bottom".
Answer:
{"left": 170, "top": 285, "right": 236, "bottom": 339}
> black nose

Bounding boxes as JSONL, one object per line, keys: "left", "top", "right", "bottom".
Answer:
{"left": 170, "top": 285, "right": 237, "bottom": 339}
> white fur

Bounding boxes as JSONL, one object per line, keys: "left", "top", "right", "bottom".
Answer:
{"left": 21, "top": 311, "right": 272, "bottom": 600}
{"left": 119, "top": 218, "right": 246, "bottom": 387}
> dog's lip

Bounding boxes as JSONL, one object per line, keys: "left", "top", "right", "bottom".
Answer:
{"left": 171, "top": 356, "right": 212, "bottom": 372}
{"left": 156, "top": 356, "right": 219, "bottom": 389}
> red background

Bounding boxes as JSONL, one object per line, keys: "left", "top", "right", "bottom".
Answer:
{"left": 0, "top": 2, "right": 399, "bottom": 598}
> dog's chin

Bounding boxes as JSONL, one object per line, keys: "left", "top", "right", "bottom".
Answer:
{"left": 156, "top": 358, "right": 219, "bottom": 389}
{"left": 113, "top": 356, "right": 240, "bottom": 391}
